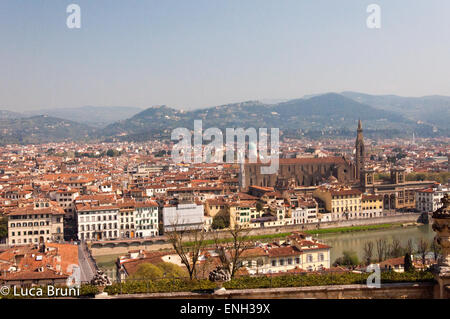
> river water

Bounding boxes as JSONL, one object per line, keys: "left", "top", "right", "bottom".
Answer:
{"left": 316, "top": 224, "right": 435, "bottom": 263}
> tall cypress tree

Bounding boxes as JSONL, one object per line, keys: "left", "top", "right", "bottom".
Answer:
{"left": 404, "top": 253, "right": 414, "bottom": 272}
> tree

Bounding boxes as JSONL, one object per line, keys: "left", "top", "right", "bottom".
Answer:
{"left": 406, "top": 239, "right": 414, "bottom": 256}
{"left": 156, "top": 262, "right": 187, "bottom": 278}
{"left": 404, "top": 253, "right": 414, "bottom": 272}
{"left": 333, "top": 250, "right": 359, "bottom": 267}
{"left": 362, "top": 241, "right": 374, "bottom": 265}
{"left": 256, "top": 202, "right": 264, "bottom": 212}
{"left": 0, "top": 216, "right": 7, "bottom": 240}
{"left": 211, "top": 215, "right": 230, "bottom": 230}
{"left": 431, "top": 240, "right": 441, "bottom": 263}
{"left": 106, "top": 149, "right": 115, "bottom": 157}
{"left": 213, "top": 223, "right": 254, "bottom": 279}
{"left": 388, "top": 238, "right": 403, "bottom": 258}
{"left": 417, "top": 238, "right": 429, "bottom": 267}
{"left": 129, "top": 263, "right": 163, "bottom": 281}
{"left": 166, "top": 223, "right": 206, "bottom": 280}
{"left": 376, "top": 239, "right": 388, "bottom": 262}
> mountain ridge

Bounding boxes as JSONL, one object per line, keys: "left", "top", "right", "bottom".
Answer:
{"left": 1, "top": 92, "right": 448, "bottom": 145}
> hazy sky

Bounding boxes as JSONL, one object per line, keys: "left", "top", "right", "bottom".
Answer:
{"left": 1, "top": 0, "right": 450, "bottom": 111}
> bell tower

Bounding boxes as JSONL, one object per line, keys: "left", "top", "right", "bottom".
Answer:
{"left": 355, "top": 119, "right": 365, "bottom": 180}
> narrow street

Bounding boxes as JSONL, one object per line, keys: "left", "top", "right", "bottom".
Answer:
{"left": 78, "top": 242, "right": 97, "bottom": 283}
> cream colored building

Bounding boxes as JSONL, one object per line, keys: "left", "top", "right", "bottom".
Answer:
{"left": 361, "top": 194, "right": 384, "bottom": 218}
{"left": 7, "top": 200, "right": 64, "bottom": 245}
{"left": 76, "top": 203, "right": 119, "bottom": 241}
{"left": 313, "top": 187, "right": 363, "bottom": 221}
{"left": 239, "top": 233, "right": 331, "bottom": 274}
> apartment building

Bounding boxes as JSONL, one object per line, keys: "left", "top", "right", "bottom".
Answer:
{"left": 7, "top": 200, "right": 64, "bottom": 245}
{"left": 292, "top": 199, "right": 318, "bottom": 224}
{"left": 134, "top": 201, "right": 159, "bottom": 238}
{"left": 53, "top": 188, "right": 79, "bottom": 216}
{"left": 313, "top": 187, "right": 363, "bottom": 221}
{"left": 76, "top": 203, "right": 119, "bottom": 241}
{"left": 118, "top": 201, "right": 136, "bottom": 238}
{"left": 361, "top": 194, "right": 383, "bottom": 218}
{"left": 416, "top": 186, "right": 449, "bottom": 213}
{"left": 239, "top": 233, "right": 331, "bottom": 274}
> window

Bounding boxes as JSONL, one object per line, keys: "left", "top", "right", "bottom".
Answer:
{"left": 271, "top": 260, "right": 277, "bottom": 267}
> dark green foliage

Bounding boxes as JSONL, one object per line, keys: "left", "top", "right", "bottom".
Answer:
{"left": 211, "top": 215, "right": 230, "bottom": 230}
{"left": 106, "top": 149, "right": 122, "bottom": 157}
{"left": 0, "top": 216, "right": 8, "bottom": 240}
{"left": 102, "top": 271, "right": 434, "bottom": 295}
{"left": 333, "top": 250, "right": 360, "bottom": 267}
{"left": 404, "top": 253, "right": 414, "bottom": 272}
{"left": 256, "top": 202, "right": 264, "bottom": 212}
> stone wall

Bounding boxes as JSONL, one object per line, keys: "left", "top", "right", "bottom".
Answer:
{"left": 99, "top": 282, "right": 435, "bottom": 299}
{"left": 226, "top": 213, "right": 422, "bottom": 238}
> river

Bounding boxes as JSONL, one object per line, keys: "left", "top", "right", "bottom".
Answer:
{"left": 316, "top": 223, "right": 435, "bottom": 264}
{"left": 95, "top": 224, "right": 435, "bottom": 280}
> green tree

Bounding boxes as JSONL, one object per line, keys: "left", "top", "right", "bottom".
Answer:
{"left": 256, "top": 202, "right": 264, "bottom": 212}
{"left": 404, "top": 253, "right": 414, "bottom": 272}
{"left": 0, "top": 216, "right": 8, "bottom": 240}
{"left": 129, "top": 263, "right": 163, "bottom": 281}
{"left": 417, "top": 238, "right": 429, "bottom": 267}
{"left": 211, "top": 215, "right": 230, "bottom": 230}
{"left": 333, "top": 250, "right": 359, "bottom": 267}
{"left": 157, "top": 262, "right": 187, "bottom": 278}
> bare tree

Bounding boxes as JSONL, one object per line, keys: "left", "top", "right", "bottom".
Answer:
{"left": 406, "top": 239, "right": 414, "bottom": 255}
{"left": 376, "top": 239, "right": 387, "bottom": 262}
{"left": 389, "top": 238, "right": 403, "bottom": 258}
{"left": 417, "top": 238, "right": 429, "bottom": 267}
{"left": 431, "top": 239, "right": 441, "bottom": 263}
{"left": 363, "top": 241, "right": 374, "bottom": 265}
{"left": 166, "top": 218, "right": 206, "bottom": 280}
{"left": 213, "top": 222, "right": 254, "bottom": 279}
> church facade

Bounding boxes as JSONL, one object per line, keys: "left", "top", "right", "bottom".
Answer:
{"left": 239, "top": 122, "right": 363, "bottom": 190}
{"left": 240, "top": 156, "right": 355, "bottom": 190}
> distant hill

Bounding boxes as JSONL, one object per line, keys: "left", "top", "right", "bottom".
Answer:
{"left": 0, "top": 110, "right": 25, "bottom": 120}
{"left": 100, "top": 93, "right": 439, "bottom": 141}
{"left": 27, "top": 106, "right": 142, "bottom": 127}
{"left": 1, "top": 93, "right": 447, "bottom": 145}
{"left": 0, "top": 115, "right": 96, "bottom": 145}
{"left": 341, "top": 91, "right": 450, "bottom": 128}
